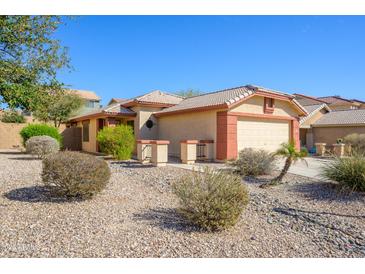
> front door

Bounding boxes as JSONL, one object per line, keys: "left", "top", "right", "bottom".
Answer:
{"left": 96, "top": 118, "right": 105, "bottom": 152}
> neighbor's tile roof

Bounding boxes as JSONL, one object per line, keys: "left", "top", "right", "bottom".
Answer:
{"left": 66, "top": 89, "right": 101, "bottom": 101}
{"left": 317, "top": 96, "right": 354, "bottom": 105}
{"left": 69, "top": 103, "right": 135, "bottom": 121}
{"left": 293, "top": 93, "right": 327, "bottom": 106}
{"left": 313, "top": 109, "right": 365, "bottom": 126}
{"left": 156, "top": 85, "right": 300, "bottom": 115}
{"left": 300, "top": 104, "right": 330, "bottom": 124}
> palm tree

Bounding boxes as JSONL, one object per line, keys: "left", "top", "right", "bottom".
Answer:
{"left": 260, "top": 142, "right": 308, "bottom": 188}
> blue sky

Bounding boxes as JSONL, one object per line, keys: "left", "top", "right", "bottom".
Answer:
{"left": 56, "top": 16, "right": 365, "bottom": 105}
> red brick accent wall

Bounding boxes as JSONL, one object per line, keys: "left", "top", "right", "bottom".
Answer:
{"left": 291, "top": 118, "right": 300, "bottom": 150}
{"left": 216, "top": 111, "right": 238, "bottom": 160}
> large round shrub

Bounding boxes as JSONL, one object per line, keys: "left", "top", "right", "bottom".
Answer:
{"left": 172, "top": 168, "right": 249, "bottom": 231}
{"left": 322, "top": 152, "right": 365, "bottom": 192}
{"left": 42, "top": 151, "right": 111, "bottom": 199}
{"left": 97, "top": 124, "right": 135, "bottom": 160}
{"left": 230, "top": 148, "right": 276, "bottom": 176}
{"left": 20, "top": 124, "right": 62, "bottom": 146}
{"left": 26, "top": 135, "right": 59, "bottom": 158}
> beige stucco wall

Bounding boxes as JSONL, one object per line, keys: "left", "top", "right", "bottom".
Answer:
{"left": 301, "top": 109, "right": 328, "bottom": 128}
{"left": 132, "top": 106, "right": 162, "bottom": 140}
{"left": 313, "top": 125, "right": 365, "bottom": 145}
{"left": 0, "top": 118, "right": 66, "bottom": 149}
{"left": 157, "top": 110, "right": 218, "bottom": 158}
{"left": 230, "top": 96, "right": 298, "bottom": 117}
{"left": 78, "top": 118, "right": 97, "bottom": 153}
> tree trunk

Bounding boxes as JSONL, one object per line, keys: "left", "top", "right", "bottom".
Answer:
{"left": 274, "top": 157, "right": 292, "bottom": 183}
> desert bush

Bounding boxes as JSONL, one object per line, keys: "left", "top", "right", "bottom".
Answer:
{"left": 25, "top": 136, "right": 59, "bottom": 158}
{"left": 344, "top": 133, "right": 365, "bottom": 153}
{"left": 97, "top": 124, "right": 135, "bottom": 160}
{"left": 229, "top": 148, "right": 276, "bottom": 176}
{"left": 172, "top": 168, "right": 249, "bottom": 231}
{"left": 0, "top": 110, "right": 25, "bottom": 123}
{"left": 322, "top": 152, "right": 365, "bottom": 192}
{"left": 42, "top": 151, "right": 111, "bottom": 199}
{"left": 20, "top": 124, "right": 62, "bottom": 146}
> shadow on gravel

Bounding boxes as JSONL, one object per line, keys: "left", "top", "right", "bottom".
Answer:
{"left": 290, "top": 181, "right": 365, "bottom": 203}
{"left": 274, "top": 207, "right": 365, "bottom": 219}
{"left": 110, "top": 161, "right": 154, "bottom": 169}
{"left": 9, "top": 156, "right": 39, "bottom": 161}
{"left": 0, "top": 151, "right": 24, "bottom": 155}
{"left": 4, "top": 186, "right": 80, "bottom": 203}
{"left": 133, "top": 207, "right": 200, "bottom": 232}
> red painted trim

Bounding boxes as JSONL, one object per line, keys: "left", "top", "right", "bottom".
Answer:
{"left": 229, "top": 111, "right": 296, "bottom": 121}
{"left": 136, "top": 140, "right": 153, "bottom": 144}
{"left": 216, "top": 111, "right": 237, "bottom": 160}
{"left": 151, "top": 140, "right": 170, "bottom": 145}
{"left": 199, "top": 140, "right": 214, "bottom": 144}
{"left": 291, "top": 118, "right": 300, "bottom": 151}
{"left": 180, "top": 140, "right": 199, "bottom": 144}
{"left": 264, "top": 97, "right": 275, "bottom": 114}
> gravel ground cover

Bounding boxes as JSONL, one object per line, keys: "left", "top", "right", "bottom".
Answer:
{"left": 0, "top": 149, "right": 364, "bottom": 257}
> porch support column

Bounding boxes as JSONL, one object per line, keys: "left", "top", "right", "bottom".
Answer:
{"left": 291, "top": 118, "right": 300, "bottom": 151}
{"left": 216, "top": 111, "right": 237, "bottom": 160}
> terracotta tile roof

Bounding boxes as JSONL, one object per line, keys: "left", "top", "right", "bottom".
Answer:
{"left": 313, "top": 109, "right": 365, "bottom": 126}
{"left": 293, "top": 93, "right": 327, "bottom": 106}
{"left": 66, "top": 89, "right": 101, "bottom": 101}
{"left": 300, "top": 104, "right": 331, "bottom": 125}
{"left": 317, "top": 95, "right": 355, "bottom": 105}
{"left": 156, "top": 85, "right": 304, "bottom": 115}
{"left": 125, "top": 90, "right": 183, "bottom": 105}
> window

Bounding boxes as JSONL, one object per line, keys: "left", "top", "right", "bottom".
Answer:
{"left": 267, "top": 98, "right": 274, "bottom": 108}
{"left": 351, "top": 105, "right": 359, "bottom": 110}
{"left": 264, "top": 97, "right": 275, "bottom": 114}
{"left": 82, "top": 120, "right": 89, "bottom": 142}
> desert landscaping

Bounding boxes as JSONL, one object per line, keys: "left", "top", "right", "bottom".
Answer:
{"left": 1, "top": 149, "right": 364, "bottom": 258}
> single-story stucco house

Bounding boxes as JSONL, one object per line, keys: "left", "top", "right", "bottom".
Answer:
{"left": 295, "top": 93, "right": 365, "bottom": 150}
{"left": 68, "top": 85, "right": 307, "bottom": 160}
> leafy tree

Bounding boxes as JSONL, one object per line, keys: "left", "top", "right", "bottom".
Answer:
{"left": 0, "top": 16, "right": 70, "bottom": 111}
{"left": 32, "top": 90, "right": 83, "bottom": 127}
{"left": 260, "top": 142, "right": 308, "bottom": 188}
{"left": 175, "top": 89, "right": 202, "bottom": 98}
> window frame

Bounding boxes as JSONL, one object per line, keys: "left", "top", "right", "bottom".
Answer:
{"left": 82, "top": 120, "right": 90, "bottom": 142}
{"left": 264, "top": 97, "right": 275, "bottom": 114}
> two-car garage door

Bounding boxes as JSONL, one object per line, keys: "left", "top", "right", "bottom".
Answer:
{"left": 237, "top": 117, "right": 290, "bottom": 152}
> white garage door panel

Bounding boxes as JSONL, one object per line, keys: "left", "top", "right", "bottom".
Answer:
{"left": 237, "top": 118, "right": 290, "bottom": 152}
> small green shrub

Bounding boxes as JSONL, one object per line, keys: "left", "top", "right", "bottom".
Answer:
{"left": 1, "top": 110, "right": 25, "bottom": 123}
{"left": 322, "top": 152, "right": 365, "bottom": 192}
{"left": 172, "top": 168, "right": 249, "bottom": 231}
{"left": 20, "top": 124, "right": 62, "bottom": 146}
{"left": 97, "top": 124, "right": 135, "bottom": 160}
{"left": 42, "top": 151, "right": 111, "bottom": 199}
{"left": 229, "top": 148, "right": 276, "bottom": 176}
{"left": 344, "top": 133, "right": 365, "bottom": 153}
{"left": 26, "top": 135, "right": 59, "bottom": 158}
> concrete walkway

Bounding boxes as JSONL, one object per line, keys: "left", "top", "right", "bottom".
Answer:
{"left": 167, "top": 157, "right": 331, "bottom": 180}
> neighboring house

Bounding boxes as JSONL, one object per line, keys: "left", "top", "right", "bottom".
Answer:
{"left": 317, "top": 95, "right": 365, "bottom": 111}
{"left": 69, "top": 85, "right": 307, "bottom": 160}
{"left": 295, "top": 93, "right": 365, "bottom": 150}
{"left": 67, "top": 89, "right": 101, "bottom": 115}
{"left": 310, "top": 109, "right": 365, "bottom": 146}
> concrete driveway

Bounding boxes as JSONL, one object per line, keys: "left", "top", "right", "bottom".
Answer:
{"left": 276, "top": 157, "right": 331, "bottom": 179}
{"left": 169, "top": 156, "right": 331, "bottom": 180}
